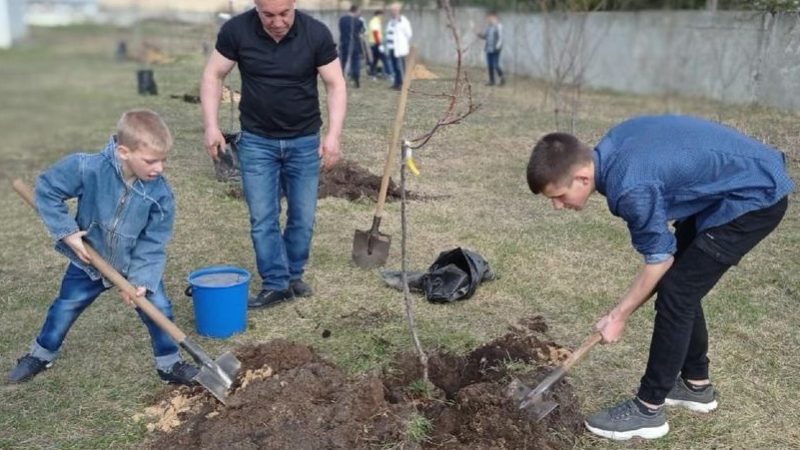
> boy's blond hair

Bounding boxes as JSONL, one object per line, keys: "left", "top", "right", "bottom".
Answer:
{"left": 116, "top": 109, "right": 173, "bottom": 153}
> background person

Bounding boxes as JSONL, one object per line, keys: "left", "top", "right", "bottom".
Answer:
{"left": 476, "top": 11, "right": 504, "bottom": 86}
{"left": 338, "top": 5, "right": 365, "bottom": 88}
{"left": 384, "top": 2, "right": 412, "bottom": 90}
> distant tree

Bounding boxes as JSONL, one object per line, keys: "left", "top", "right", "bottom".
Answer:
{"left": 452, "top": 0, "right": 800, "bottom": 11}
{"left": 737, "top": 0, "right": 800, "bottom": 12}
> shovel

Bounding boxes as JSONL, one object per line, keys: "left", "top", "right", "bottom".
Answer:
{"left": 12, "top": 179, "right": 240, "bottom": 404}
{"left": 352, "top": 47, "right": 418, "bottom": 268}
{"left": 510, "top": 331, "right": 602, "bottom": 421}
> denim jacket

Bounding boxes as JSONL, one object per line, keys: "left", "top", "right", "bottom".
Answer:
{"left": 35, "top": 136, "right": 175, "bottom": 293}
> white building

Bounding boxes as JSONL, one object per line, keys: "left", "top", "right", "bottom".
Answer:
{"left": 0, "top": 0, "right": 26, "bottom": 48}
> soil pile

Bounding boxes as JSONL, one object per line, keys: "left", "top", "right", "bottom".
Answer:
{"left": 318, "top": 159, "right": 412, "bottom": 202}
{"left": 225, "top": 159, "right": 416, "bottom": 202}
{"left": 142, "top": 317, "right": 584, "bottom": 449}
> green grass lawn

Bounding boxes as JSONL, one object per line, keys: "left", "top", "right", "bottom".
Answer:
{"left": 1, "top": 22, "right": 798, "bottom": 449}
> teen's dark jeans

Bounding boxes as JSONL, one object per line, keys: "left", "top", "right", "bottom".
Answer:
{"left": 637, "top": 197, "right": 788, "bottom": 405}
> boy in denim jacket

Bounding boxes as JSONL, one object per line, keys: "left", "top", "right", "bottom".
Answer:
{"left": 526, "top": 115, "right": 794, "bottom": 440}
{"left": 8, "top": 109, "right": 199, "bottom": 385}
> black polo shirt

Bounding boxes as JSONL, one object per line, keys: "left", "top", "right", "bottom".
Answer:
{"left": 216, "top": 9, "right": 338, "bottom": 138}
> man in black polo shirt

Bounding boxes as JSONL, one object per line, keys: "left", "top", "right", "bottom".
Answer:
{"left": 201, "top": 0, "right": 346, "bottom": 308}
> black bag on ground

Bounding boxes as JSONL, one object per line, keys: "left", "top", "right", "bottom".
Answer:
{"left": 213, "top": 132, "right": 241, "bottom": 182}
{"left": 421, "top": 247, "right": 495, "bottom": 303}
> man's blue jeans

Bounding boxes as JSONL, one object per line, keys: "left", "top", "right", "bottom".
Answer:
{"left": 389, "top": 49, "right": 405, "bottom": 87}
{"left": 29, "top": 263, "right": 181, "bottom": 371}
{"left": 236, "top": 130, "right": 321, "bottom": 291}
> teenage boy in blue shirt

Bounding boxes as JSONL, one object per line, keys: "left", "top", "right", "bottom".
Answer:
{"left": 526, "top": 115, "right": 794, "bottom": 440}
{"left": 8, "top": 109, "right": 199, "bottom": 386}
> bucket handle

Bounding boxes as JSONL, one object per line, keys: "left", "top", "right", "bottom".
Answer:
{"left": 184, "top": 285, "right": 193, "bottom": 297}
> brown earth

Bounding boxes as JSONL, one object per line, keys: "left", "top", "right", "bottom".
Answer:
{"left": 142, "top": 317, "right": 584, "bottom": 449}
{"left": 225, "top": 159, "right": 421, "bottom": 202}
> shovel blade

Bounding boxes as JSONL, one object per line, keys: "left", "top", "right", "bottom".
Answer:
{"left": 192, "top": 351, "right": 241, "bottom": 405}
{"left": 215, "top": 351, "right": 241, "bottom": 382}
{"left": 507, "top": 377, "right": 560, "bottom": 422}
{"left": 195, "top": 366, "right": 233, "bottom": 405}
{"left": 352, "top": 229, "right": 391, "bottom": 268}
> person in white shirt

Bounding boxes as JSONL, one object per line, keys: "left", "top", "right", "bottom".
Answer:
{"left": 384, "top": 2, "right": 412, "bottom": 90}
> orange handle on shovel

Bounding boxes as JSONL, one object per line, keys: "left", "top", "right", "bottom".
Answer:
{"left": 12, "top": 179, "right": 187, "bottom": 342}
{"left": 561, "top": 331, "right": 603, "bottom": 372}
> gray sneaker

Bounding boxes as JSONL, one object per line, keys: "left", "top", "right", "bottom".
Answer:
{"left": 585, "top": 398, "right": 669, "bottom": 441}
{"left": 665, "top": 378, "right": 718, "bottom": 413}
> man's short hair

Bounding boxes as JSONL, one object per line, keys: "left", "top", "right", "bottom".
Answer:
{"left": 526, "top": 132, "right": 592, "bottom": 194}
{"left": 349, "top": 5, "right": 359, "bottom": 13}
{"left": 117, "top": 109, "right": 173, "bottom": 153}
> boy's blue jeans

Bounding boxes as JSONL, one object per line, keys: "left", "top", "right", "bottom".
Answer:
{"left": 29, "top": 263, "right": 182, "bottom": 371}
{"left": 486, "top": 50, "right": 504, "bottom": 84}
{"left": 236, "top": 130, "right": 321, "bottom": 292}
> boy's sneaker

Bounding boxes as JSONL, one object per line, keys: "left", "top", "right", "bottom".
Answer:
{"left": 665, "top": 377, "right": 718, "bottom": 413}
{"left": 157, "top": 361, "right": 199, "bottom": 386}
{"left": 7, "top": 354, "right": 53, "bottom": 383}
{"left": 290, "top": 279, "right": 313, "bottom": 298}
{"left": 585, "top": 398, "right": 669, "bottom": 441}
{"left": 248, "top": 288, "right": 294, "bottom": 309}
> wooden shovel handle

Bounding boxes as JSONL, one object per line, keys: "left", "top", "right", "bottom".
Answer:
{"left": 561, "top": 331, "right": 603, "bottom": 372}
{"left": 375, "top": 46, "right": 418, "bottom": 218}
{"left": 12, "top": 179, "right": 187, "bottom": 342}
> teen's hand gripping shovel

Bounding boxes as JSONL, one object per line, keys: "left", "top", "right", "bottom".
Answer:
{"left": 12, "top": 179, "right": 240, "bottom": 405}
{"left": 509, "top": 331, "right": 602, "bottom": 421}
{"left": 351, "top": 47, "right": 418, "bottom": 268}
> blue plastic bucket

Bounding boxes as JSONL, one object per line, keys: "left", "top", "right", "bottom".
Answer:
{"left": 186, "top": 266, "right": 251, "bottom": 339}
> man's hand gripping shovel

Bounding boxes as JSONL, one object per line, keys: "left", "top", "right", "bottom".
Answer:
{"left": 509, "top": 331, "right": 602, "bottom": 421}
{"left": 12, "top": 179, "right": 240, "bottom": 404}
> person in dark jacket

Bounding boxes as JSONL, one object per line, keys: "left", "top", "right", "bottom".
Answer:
{"left": 339, "top": 5, "right": 365, "bottom": 88}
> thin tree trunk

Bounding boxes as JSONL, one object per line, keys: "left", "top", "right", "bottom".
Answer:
{"left": 400, "top": 142, "right": 428, "bottom": 382}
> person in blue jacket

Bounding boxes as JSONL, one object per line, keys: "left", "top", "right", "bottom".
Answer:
{"left": 7, "top": 109, "right": 199, "bottom": 386}
{"left": 526, "top": 115, "right": 794, "bottom": 441}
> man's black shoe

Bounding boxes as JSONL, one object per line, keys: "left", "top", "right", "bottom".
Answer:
{"left": 290, "top": 279, "right": 314, "bottom": 298}
{"left": 157, "top": 361, "right": 199, "bottom": 386}
{"left": 8, "top": 354, "right": 53, "bottom": 383}
{"left": 248, "top": 288, "right": 294, "bottom": 309}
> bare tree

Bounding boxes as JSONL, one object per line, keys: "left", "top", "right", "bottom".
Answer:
{"left": 398, "top": 0, "right": 480, "bottom": 385}
{"left": 538, "top": 0, "right": 607, "bottom": 132}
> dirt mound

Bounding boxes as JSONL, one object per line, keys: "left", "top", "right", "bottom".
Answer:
{"left": 142, "top": 317, "right": 584, "bottom": 449}
{"left": 318, "top": 159, "right": 412, "bottom": 202}
{"left": 224, "top": 159, "right": 417, "bottom": 202}
{"left": 412, "top": 64, "right": 439, "bottom": 80}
